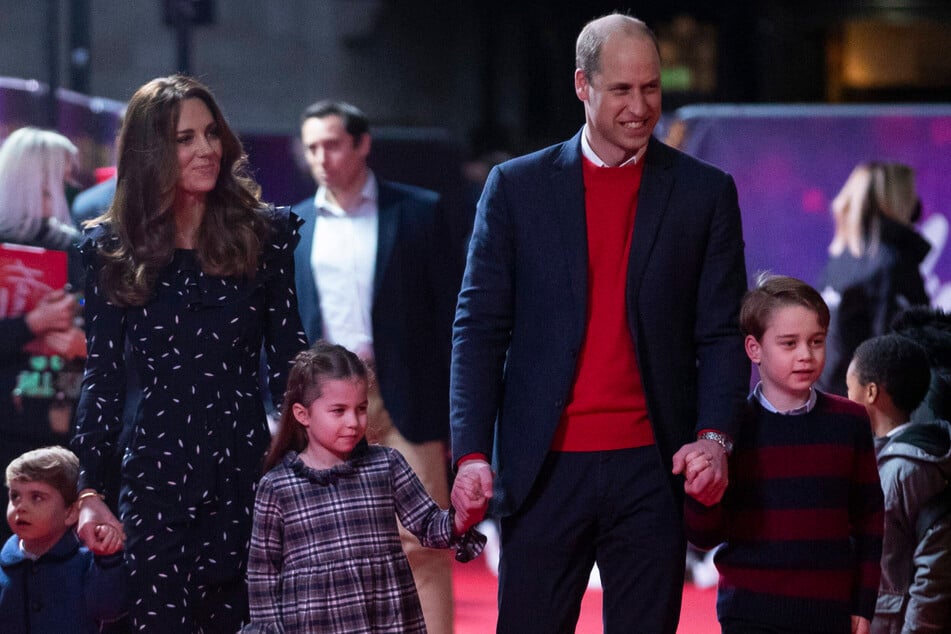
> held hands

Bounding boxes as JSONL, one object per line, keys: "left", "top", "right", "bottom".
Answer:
{"left": 851, "top": 615, "right": 870, "bottom": 634}
{"left": 672, "top": 438, "right": 729, "bottom": 506}
{"left": 76, "top": 492, "right": 126, "bottom": 556}
{"left": 24, "top": 289, "right": 77, "bottom": 336}
{"left": 451, "top": 459, "right": 493, "bottom": 535}
{"left": 42, "top": 326, "right": 87, "bottom": 359}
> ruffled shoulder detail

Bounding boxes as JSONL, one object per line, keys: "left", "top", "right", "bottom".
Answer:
{"left": 256, "top": 204, "right": 303, "bottom": 281}
{"left": 176, "top": 204, "right": 302, "bottom": 308}
{"left": 77, "top": 223, "right": 116, "bottom": 269}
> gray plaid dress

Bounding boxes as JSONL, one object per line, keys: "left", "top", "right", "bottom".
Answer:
{"left": 244, "top": 444, "right": 483, "bottom": 633}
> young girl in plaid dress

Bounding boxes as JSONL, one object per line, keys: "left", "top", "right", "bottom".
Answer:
{"left": 243, "top": 341, "right": 485, "bottom": 633}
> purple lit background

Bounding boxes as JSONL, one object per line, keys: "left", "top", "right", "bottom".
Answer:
{"left": 5, "top": 81, "right": 949, "bottom": 310}
{"left": 673, "top": 104, "right": 951, "bottom": 308}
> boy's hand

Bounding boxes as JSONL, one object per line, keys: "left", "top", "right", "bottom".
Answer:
{"left": 851, "top": 615, "right": 869, "bottom": 634}
{"left": 92, "top": 522, "right": 124, "bottom": 556}
{"left": 672, "top": 438, "right": 728, "bottom": 506}
{"left": 451, "top": 462, "right": 492, "bottom": 534}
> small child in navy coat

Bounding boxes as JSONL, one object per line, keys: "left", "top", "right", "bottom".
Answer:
{"left": 0, "top": 446, "right": 127, "bottom": 633}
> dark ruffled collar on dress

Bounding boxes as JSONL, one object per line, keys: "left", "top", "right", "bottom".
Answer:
{"left": 284, "top": 439, "right": 370, "bottom": 486}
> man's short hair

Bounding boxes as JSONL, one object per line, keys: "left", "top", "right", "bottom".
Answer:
{"left": 576, "top": 12, "right": 660, "bottom": 80}
{"left": 5, "top": 446, "right": 80, "bottom": 506}
{"left": 740, "top": 273, "right": 830, "bottom": 341}
{"left": 300, "top": 100, "right": 369, "bottom": 143}
{"left": 852, "top": 334, "right": 931, "bottom": 415}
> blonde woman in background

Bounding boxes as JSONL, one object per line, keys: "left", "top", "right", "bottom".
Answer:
{"left": 819, "top": 162, "right": 930, "bottom": 395}
{"left": 0, "top": 126, "right": 85, "bottom": 545}
{"left": 0, "top": 127, "right": 81, "bottom": 251}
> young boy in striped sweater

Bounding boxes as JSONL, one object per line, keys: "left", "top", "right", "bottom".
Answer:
{"left": 684, "top": 274, "right": 884, "bottom": 633}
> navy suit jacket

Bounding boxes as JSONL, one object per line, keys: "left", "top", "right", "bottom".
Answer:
{"left": 451, "top": 132, "right": 750, "bottom": 516}
{"left": 292, "top": 179, "right": 461, "bottom": 443}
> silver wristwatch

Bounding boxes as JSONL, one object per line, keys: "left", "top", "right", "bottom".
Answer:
{"left": 697, "top": 430, "right": 734, "bottom": 456}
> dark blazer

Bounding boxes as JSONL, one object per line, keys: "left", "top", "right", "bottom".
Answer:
{"left": 450, "top": 132, "right": 751, "bottom": 516}
{"left": 292, "top": 179, "right": 460, "bottom": 443}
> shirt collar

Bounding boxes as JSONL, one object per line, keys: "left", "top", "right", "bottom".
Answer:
{"left": 580, "top": 125, "right": 645, "bottom": 167}
{"left": 752, "top": 382, "right": 817, "bottom": 415}
{"left": 315, "top": 170, "right": 377, "bottom": 217}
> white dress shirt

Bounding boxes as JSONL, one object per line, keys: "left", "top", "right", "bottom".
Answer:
{"left": 311, "top": 172, "right": 378, "bottom": 361}
{"left": 580, "top": 124, "right": 644, "bottom": 167}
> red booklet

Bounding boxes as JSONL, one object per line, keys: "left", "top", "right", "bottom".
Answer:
{"left": 0, "top": 242, "right": 69, "bottom": 355}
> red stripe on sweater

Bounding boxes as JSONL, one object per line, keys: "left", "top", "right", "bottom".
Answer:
{"left": 719, "top": 566, "right": 852, "bottom": 601}
{"left": 733, "top": 444, "right": 877, "bottom": 480}
{"left": 728, "top": 508, "right": 852, "bottom": 541}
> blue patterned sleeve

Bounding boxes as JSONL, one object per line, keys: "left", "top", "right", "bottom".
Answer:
{"left": 71, "top": 232, "right": 127, "bottom": 492}
{"left": 261, "top": 207, "right": 308, "bottom": 413}
{"left": 245, "top": 473, "right": 286, "bottom": 632}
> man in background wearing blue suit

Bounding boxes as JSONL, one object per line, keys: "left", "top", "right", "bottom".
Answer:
{"left": 292, "top": 100, "right": 460, "bottom": 634}
{"left": 450, "top": 13, "right": 750, "bottom": 633}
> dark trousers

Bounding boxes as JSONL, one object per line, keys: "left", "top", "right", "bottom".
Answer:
{"left": 497, "top": 446, "right": 686, "bottom": 634}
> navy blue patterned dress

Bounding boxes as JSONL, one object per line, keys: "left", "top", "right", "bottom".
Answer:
{"left": 72, "top": 206, "right": 308, "bottom": 633}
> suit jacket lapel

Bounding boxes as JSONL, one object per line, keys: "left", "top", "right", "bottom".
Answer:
{"left": 551, "top": 131, "right": 588, "bottom": 315}
{"left": 628, "top": 137, "right": 674, "bottom": 299}
{"left": 375, "top": 181, "right": 399, "bottom": 302}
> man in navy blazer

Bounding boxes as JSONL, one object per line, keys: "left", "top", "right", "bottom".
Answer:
{"left": 450, "top": 14, "right": 749, "bottom": 633}
{"left": 291, "top": 100, "right": 460, "bottom": 634}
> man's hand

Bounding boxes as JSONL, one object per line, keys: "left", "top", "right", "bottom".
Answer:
{"left": 672, "top": 438, "right": 728, "bottom": 506}
{"left": 450, "top": 459, "right": 493, "bottom": 534}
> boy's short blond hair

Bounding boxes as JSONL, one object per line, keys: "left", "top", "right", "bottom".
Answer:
{"left": 740, "top": 273, "right": 830, "bottom": 341}
{"left": 5, "top": 446, "right": 80, "bottom": 506}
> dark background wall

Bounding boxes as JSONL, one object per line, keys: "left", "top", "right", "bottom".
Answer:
{"left": 2, "top": 0, "right": 949, "bottom": 158}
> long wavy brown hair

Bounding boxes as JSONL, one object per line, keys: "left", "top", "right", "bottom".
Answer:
{"left": 91, "top": 74, "right": 268, "bottom": 306}
{"left": 262, "top": 341, "right": 372, "bottom": 474}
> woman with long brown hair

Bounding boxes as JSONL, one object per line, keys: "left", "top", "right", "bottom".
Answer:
{"left": 71, "top": 74, "right": 307, "bottom": 632}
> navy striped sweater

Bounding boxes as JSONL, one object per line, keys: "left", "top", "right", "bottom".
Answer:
{"left": 685, "top": 391, "right": 884, "bottom": 632}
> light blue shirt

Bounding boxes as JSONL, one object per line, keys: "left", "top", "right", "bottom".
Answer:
{"left": 752, "top": 382, "right": 818, "bottom": 416}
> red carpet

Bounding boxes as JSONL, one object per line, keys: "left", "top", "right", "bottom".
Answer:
{"left": 453, "top": 559, "right": 719, "bottom": 633}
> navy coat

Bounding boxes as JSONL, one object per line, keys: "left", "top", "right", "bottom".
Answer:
{"left": 450, "top": 132, "right": 751, "bottom": 516}
{"left": 292, "top": 180, "right": 461, "bottom": 444}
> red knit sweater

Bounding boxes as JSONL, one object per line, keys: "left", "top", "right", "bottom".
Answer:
{"left": 550, "top": 157, "right": 654, "bottom": 451}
